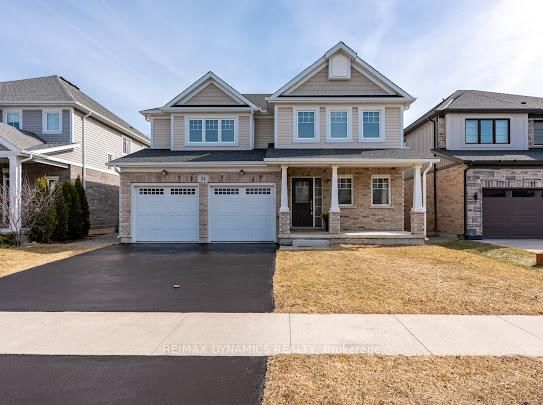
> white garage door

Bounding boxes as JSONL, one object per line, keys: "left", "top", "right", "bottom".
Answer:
{"left": 133, "top": 185, "right": 199, "bottom": 242}
{"left": 208, "top": 185, "right": 276, "bottom": 242}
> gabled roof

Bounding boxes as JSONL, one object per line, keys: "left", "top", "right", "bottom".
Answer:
{"left": 406, "top": 90, "right": 543, "bottom": 135}
{"left": 163, "top": 72, "right": 260, "bottom": 110}
{"left": 0, "top": 75, "right": 149, "bottom": 144}
{"left": 268, "top": 41, "right": 414, "bottom": 101}
{"left": 0, "top": 122, "right": 45, "bottom": 151}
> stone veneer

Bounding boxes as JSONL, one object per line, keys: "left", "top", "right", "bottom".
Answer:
{"left": 410, "top": 211, "right": 425, "bottom": 235}
{"left": 119, "top": 170, "right": 281, "bottom": 243}
{"left": 466, "top": 166, "right": 543, "bottom": 238}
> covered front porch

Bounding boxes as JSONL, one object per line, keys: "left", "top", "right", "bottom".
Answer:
{"left": 264, "top": 150, "right": 438, "bottom": 245}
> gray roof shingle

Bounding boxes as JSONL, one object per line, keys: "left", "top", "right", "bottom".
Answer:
{"left": 265, "top": 148, "right": 436, "bottom": 160}
{"left": 0, "top": 75, "right": 148, "bottom": 143}
{"left": 435, "top": 148, "right": 543, "bottom": 164}
{"left": 0, "top": 122, "right": 45, "bottom": 150}
{"left": 406, "top": 90, "right": 543, "bottom": 134}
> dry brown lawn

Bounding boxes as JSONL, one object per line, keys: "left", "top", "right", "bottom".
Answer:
{"left": 263, "top": 355, "right": 543, "bottom": 404}
{"left": 0, "top": 237, "right": 115, "bottom": 278}
{"left": 274, "top": 242, "right": 543, "bottom": 314}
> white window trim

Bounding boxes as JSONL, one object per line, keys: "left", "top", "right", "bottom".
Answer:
{"left": 184, "top": 116, "right": 239, "bottom": 146}
{"left": 106, "top": 152, "right": 114, "bottom": 171}
{"left": 123, "top": 136, "right": 132, "bottom": 154}
{"left": 326, "top": 107, "right": 352, "bottom": 142}
{"left": 338, "top": 175, "right": 354, "bottom": 207}
{"left": 370, "top": 175, "right": 391, "bottom": 208}
{"left": 359, "top": 107, "right": 385, "bottom": 142}
{"left": 293, "top": 107, "right": 320, "bottom": 143}
{"left": 45, "top": 176, "right": 60, "bottom": 190}
{"left": 42, "top": 109, "right": 63, "bottom": 134}
{"left": 3, "top": 109, "right": 23, "bottom": 129}
{"left": 534, "top": 120, "right": 543, "bottom": 146}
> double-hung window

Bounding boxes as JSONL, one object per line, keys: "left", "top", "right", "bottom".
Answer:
{"left": 360, "top": 109, "right": 384, "bottom": 141}
{"left": 5, "top": 110, "right": 21, "bottom": 129}
{"left": 43, "top": 109, "right": 62, "bottom": 134}
{"left": 327, "top": 109, "right": 351, "bottom": 141}
{"left": 187, "top": 118, "right": 237, "bottom": 145}
{"left": 123, "top": 136, "right": 131, "bottom": 154}
{"left": 295, "top": 109, "right": 318, "bottom": 141}
{"left": 465, "top": 119, "right": 509, "bottom": 144}
{"left": 533, "top": 121, "right": 543, "bottom": 145}
{"left": 371, "top": 176, "right": 391, "bottom": 207}
{"left": 338, "top": 176, "right": 353, "bottom": 206}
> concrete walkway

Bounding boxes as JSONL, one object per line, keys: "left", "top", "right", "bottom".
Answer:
{"left": 1, "top": 312, "right": 542, "bottom": 357}
{"left": 479, "top": 239, "right": 543, "bottom": 253}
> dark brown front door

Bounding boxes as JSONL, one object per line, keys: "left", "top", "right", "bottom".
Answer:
{"left": 292, "top": 178, "right": 313, "bottom": 227}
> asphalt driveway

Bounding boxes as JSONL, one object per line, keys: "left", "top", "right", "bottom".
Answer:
{"left": 0, "top": 243, "right": 276, "bottom": 312}
{"left": 0, "top": 355, "right": 266, "bottom": 405}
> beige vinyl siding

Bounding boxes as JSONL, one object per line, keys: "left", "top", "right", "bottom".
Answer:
{"left": 446, "top": 113, "right": 528, "bottom": 150}
{"left": 152, "top": 118, "right": 171, "bottom": 149}
{"left": 276, "top": 104, "right": 402, "bottom": 148}
{"left": 406, "top": 121, "right": 434, "bottom": 152}
{"left": 289, "top": 66, "right": 391, "bottom": 96}
{"left": 172, "top": 113, "right": 251, "bottom": 150}
{"left": 180, "top": 83, "right": 241, "bottom": 106}
{"left": 254, "top": 115, "right": 274, "bottom": 148}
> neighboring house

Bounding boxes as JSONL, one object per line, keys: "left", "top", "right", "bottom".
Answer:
{"left": 0, "top": 76, "right": 149, "bottom": 231}
{"left": 405, "top": 90, "right": 543, "bottom": 239}
{"left": 111, "top": 42, "right": 437, "bottom": 244}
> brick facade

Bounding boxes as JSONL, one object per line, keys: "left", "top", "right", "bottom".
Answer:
{"left": 405, "top": 163, "right": 465, "bottom": 236}
{"left": 119, "top": 170, "right": 281, "bottom": 243}
{"left": 465, "top": 166, "right": 543, "bottom": 238}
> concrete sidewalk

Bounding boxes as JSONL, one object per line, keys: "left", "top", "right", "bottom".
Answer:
{"left": 1, "top": 312, "right": 542, "bottom": 357}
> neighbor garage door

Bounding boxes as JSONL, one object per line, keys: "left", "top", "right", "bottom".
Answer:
{"left": 482, "top": 188, "right": 543, "bottom": 238}
{"left": 133, "top": 185, "right": 199, "bottom": 242}
{"left": 208, "top": 184, "right": 276, "bottom": 242}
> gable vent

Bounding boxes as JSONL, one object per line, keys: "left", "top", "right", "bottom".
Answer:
{"left": 328, "top": 53, "right": 351, "bottom": 80}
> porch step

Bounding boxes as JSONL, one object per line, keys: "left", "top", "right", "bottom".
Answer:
{"left": 291, "top": 239, "right": 330, "bottom": 248}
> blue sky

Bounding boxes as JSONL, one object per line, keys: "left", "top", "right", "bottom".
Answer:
{"left": 2, "top": 0, "right": 542, "bottom": 134}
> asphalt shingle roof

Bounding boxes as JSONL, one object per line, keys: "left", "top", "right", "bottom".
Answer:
{"left": 0, "top": 75, "right": 148, "bottom": 143}
{"left": 265, "top": 148, "right": 436, "bottom": 160}
{"left": 406, "top": 90, "right": 543, "bottom": 134}
{"left": 435, "top": 148, "right": 543, "bottom": 164}
{"left": 0, "top": 122, "right": 45, "bottom": 150}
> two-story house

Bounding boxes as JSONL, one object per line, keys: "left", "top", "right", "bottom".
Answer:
{"left": 0, "top": 75, "right": 149, "bottom": 231}
{"left": 405, "top": 90, "right": 543, "bottom": 239}
{"left": 111, "top": 42, "right": 437, "bottom": 244}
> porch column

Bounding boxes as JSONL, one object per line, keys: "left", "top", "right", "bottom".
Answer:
{"left": 278, "top": 165, "right": 290, "bottom": 236}
{"left": 8, "top": 156, "right": 22, "bottom": 231}
{"left": 410, "top": 164, "right": 425, "bottom": 235}
{"left": 329, "top": 165, "right": 341, "bottom": 234}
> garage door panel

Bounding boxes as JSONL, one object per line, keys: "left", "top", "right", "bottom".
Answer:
{"left": 134, "top": 185, "right": 199, "bottom": 242}
{"left": 208, "top": 185, "right": 276, "bottom": 242}
{"left": 483, "top": 188, "right": 543, "bottom": 238}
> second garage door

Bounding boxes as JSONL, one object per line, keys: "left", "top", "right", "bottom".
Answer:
{"left": 483, "top": 188, "right": 543, "bottom": 238}
{"left": 208, "top": 184, "right": 276, "bottom": 242}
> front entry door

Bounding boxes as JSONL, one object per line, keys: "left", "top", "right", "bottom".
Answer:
{"left": 292, "top": 178, "right": 313, "bottom": 227}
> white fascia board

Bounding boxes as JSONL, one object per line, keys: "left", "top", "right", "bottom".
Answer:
{"left": 0, "top": 100, "right": 71, "bottom": 105}
{"left": 22, "top": 143, "right": 80, "bottom": 154}
{"left": 108, "top": 161, "right": 269, "bottom": 168}
{"left": 268, "top": 97, "right": 412, "bottom": 105}
{"left": 0, "top": 136, "right": 21, "bottom": 153}
{"left": 160, "top": 106, "right": 255, "bottom": 113}
{"left": 263, "top": 157, "right": 440, "bottom": 166}
{"left": 268, "top": 58, "right": 327, "bottom": 99}
{"left": 164, "top": 72, "right": 259, "bottom": 110}
{"left": 120, "top": 166, "right": 280, "bottom": 173}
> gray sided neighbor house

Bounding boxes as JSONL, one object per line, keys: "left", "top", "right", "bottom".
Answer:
{"left": 111, "top": 42, "right": 437, "bottom": 245}
{"left": 0, "top": 75, "right": 149, "bottom": 231}
{"left": 405, "top": 90, "right": 543, "bottom": 239}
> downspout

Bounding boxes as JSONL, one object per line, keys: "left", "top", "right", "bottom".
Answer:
{"left": 430, "top": 116, "right": 438, "bottom": 233}
{"left": 81, "top": 110, "right": 92, "bottom": 189}
{"left": 422, "top": 162, "right": 432, "bottom": 240}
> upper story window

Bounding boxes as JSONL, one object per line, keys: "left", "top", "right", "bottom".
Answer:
{"left": 4, "top": 110, "right": 21, "bottom": 129}
{"left": 360, "top": 109, "right": 384, "bottom": 141}
{"left": 294, "top": 108, "right": 319, "bottom": 142}
{"left": 186, "top": 118, "right": 237, "bottom": 145}
{"left": 43, "top": 109, "right": 62, "bottom": 134}
{"left": 123, "top": 136, "right": 132, "bottom": 154}
{"left": 534, "top": 121, "right": 543, "bottom": 145}
{"left": 326, "top": 109, "right": 351, "bottom": 141}
{"left": 465, "top": 119, "right": 509, "bottom": 144}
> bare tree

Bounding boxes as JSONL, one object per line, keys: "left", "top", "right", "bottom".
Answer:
{"left": 0, "top": 179, "right": 58, "bottom": 246}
